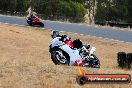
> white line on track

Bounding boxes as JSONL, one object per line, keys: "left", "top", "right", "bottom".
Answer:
{"left": 1, "top": 14, "right": 132, "bottom": 31}
{"left": 0, "top": 22, "right": 132, "bottom": 45}
{"left": 45, "top": 20, "right": 132, "bottom": 32}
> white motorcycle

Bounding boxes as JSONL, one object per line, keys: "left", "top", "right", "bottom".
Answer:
{"left": 49, "top": 35, "right": 100, "bottom": 68}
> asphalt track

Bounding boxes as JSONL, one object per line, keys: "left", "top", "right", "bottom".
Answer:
{"left": 0, "top": 15, "right": 132, "bottom": 43}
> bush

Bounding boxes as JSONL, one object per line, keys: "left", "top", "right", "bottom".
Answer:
{"left": 58, "top": 0, "right": 86, "bottom": 22}
{"left": 0, "top": 0, "right": 29, "bottom": 12}
{"left": 0, "top": 0, "right": 86, "bottom": 22}
{"left": 0, "top": 0, "right": 17, "bottom": 12}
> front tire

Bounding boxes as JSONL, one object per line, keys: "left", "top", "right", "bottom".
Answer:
{"left": 51, "top": 50, "right": 69, "bottom": 65}
{"left": 40, "top": 22, "right": 44, "bottom": 27}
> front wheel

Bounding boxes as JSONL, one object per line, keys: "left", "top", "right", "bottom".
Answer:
{"left": 51, "top": 50, "right": 70, "bottom": 65}
{"left": 40, "top": 22, "right": 44, "bottom": 27}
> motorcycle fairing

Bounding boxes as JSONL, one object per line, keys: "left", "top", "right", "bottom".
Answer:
{"left": 51, "top": 37, "right": 63, "bottom": 48}
{"left": 51, "top": 37, "right": 82, "bottom": 65}
{"left": 59, "top": 44, "right": 82, "bottom": 65}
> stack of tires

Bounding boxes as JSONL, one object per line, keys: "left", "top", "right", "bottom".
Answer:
{"left": 117, "top": 52, "right": 132, "bottom": 69}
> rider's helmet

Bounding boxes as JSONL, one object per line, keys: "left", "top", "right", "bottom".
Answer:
{"left": 51, "top": 31, "right": 60, "bottom": 39}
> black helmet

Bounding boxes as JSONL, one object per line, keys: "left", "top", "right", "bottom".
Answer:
{"left": 51, "top": 31, "right": 60, "bottom": 38}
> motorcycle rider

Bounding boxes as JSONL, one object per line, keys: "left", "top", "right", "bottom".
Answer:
{"left": 51, "top": 31, "right": 61, "bottom": 38}
{"left": 27, "top": 13, "right": 36, "bottom": 22}
{"left": 51, "top": 31, "right": 71, "bottom": 43}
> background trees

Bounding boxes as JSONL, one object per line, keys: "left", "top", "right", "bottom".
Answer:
{"left": 0, "top": 0, "right": 29, "bottom": 12}
{"left": 31, "top": 0, "right": 86, "bottom": 22}
{"left": 0, "top": 0, "right": 132, "bottom": 23}
{"left": 0, "top": 0, "right": 17, "bottom": 12}
{"left": 126, "top": 0, "right": 132, "bottom": 23}
{"left": 95, "top": 0, "right": 132, "bottom": 23}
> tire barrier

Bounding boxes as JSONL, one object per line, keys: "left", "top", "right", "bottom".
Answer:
{"left": 127, "top": 53, "right": 132, "bottom": 69}
{"left": 117, "top": 52, "right": 132, "bottom": 69}
{"left": 95, "top": 21, "right": 132, "bottom": 28}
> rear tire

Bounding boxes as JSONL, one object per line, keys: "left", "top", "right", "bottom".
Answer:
{"left": 27, "top": 20, "right": 32, "bottom": 26}
{"left": 83, "top": 54, "right": 100, "bottom": 68}
{"left": 117, "top": 52, "right": 127, "bottom": 68}
{"left": 91, "top": 54, "right": 100, "bottom": 68}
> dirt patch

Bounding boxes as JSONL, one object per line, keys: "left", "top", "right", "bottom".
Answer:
{"left": 0, "top": 23, "right": 132, "bottom": 88}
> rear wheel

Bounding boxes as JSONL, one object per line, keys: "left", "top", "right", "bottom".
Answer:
{"left": 83, "top": 54, "right": 100, "bottom": 68}
{"left": 90, "top": 54, "right": 100, "bottom": 68}
{"left": 27, "top": 20, "right": 29, "bottom": 24}
{"left": 27, "top": 20, "right": 32, "bottom": 26}
{"left": 51, "top": 50, "right": 70, "bottom": 65}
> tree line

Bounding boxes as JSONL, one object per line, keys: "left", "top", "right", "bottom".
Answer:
{"left": 0, "top": 0, "right": 132, "bottom": 23}
{"left": 95, "top": 0, "right": 132, "bottom": 23}
{"left": 31, "top": 0, "right": 86, "bottom": 22}
{"left": 0, "top": 0, "right": 29, "bottom": 12}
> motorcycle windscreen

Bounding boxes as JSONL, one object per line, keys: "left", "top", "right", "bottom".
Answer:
{"left": 60, "top": 44, "right": 82, "bottom": 65}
